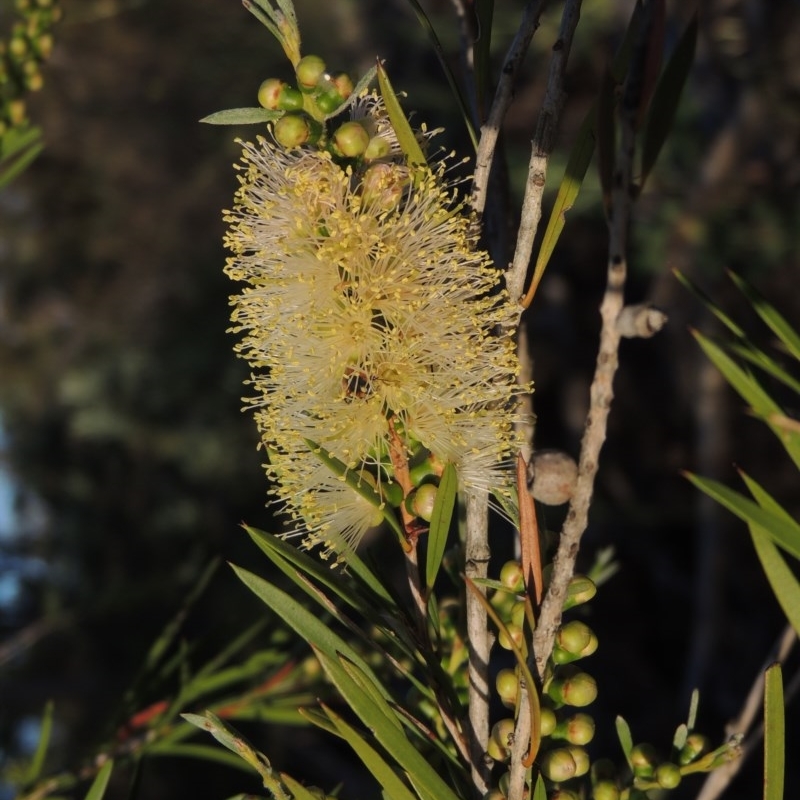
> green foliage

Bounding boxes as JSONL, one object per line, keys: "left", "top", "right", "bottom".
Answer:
{"left": 764, "top": 663, "right": 785, "bottom": 800}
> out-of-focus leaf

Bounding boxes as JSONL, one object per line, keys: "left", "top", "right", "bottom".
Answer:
{"left": 320, "top": 704, "right": 419, "bottom": 800}
{"left": 82, "top": 760, "right": 113, "bottom": 800}
{"left": 200, "top": 108, "right": 282, "bottom": 125}
{"left": 145, "top": 742, "right": 254, "bottom": 772}
{"left": 728, "top": 342, "right": 800, "bottom": 396}
{"left": 641, "top": 12, "right": 697, "bottom": 183}
{"left": 673, "top": 270, "right": 747, "bottom": 338}
{"left": 728, "top": 271, "right": 800, "bottom": 363}
{"left": 532, "top": 773, "right": 547, "bottom": 800}
{"left": 425, "top": 462, "right": 457, "bottom": 593}
{"left": 376, "top": 61, "right": 427, "bottom": 167}
{"left": 23, "top": 700, "right": 53, "bottom": 785}
{"left": 683, "top": 472, "right": 800, "bottom": 561}
{"left": 764, "top": 663, "right": 785, "bottom": 800}
{"left": 230, "top": 565, "right": 392, "bottom": 700}
{"left": 314, "top": 651, "right": 462, "bottom": 800}
{"left": 616, "top": 715, "right": 634, "bottom": 767}
{"left": 690, "top": 330, "right": 800, "bottom": 469}
{"left": 474, "top": 0, "right": 494, "bottom": 120}
{"left": 403, "top": 0, "right": 477, "bottom": 150}
{"left": 0, "top": 130, "right": 43, "bottom": 188}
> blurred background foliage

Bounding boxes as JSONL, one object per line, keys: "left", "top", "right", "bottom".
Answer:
{"left": 0, "top": 0, "right": 798, "bottom": 797}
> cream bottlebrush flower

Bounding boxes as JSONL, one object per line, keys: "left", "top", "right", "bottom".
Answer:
{"left": 225, "top": 107, "right": 525, "bottom": 556}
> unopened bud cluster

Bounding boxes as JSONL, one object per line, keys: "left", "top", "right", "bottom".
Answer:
{"left": 0, "top": 0, "right": 60, "bottom": 134}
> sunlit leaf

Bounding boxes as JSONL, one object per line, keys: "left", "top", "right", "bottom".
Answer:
{"left": 376, "top": 61, "right": 427, "bottom": 167}
{"left": 82, "top": 759, "right": 113, "bottom": 800}
{"left": 683, "top": 472, "right": 800, "bottom": 561}
{"left": 200, "top": 108, "right": 282, "bottom": 125}
{"left": 425, "top": 462, "right": 457, "bottom": 593}
{"left": 764, "top": 663, "right": 785, "bottom": 800}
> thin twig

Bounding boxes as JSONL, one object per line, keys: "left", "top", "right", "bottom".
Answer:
{"left": 469, "top": 0, "right": 550, "bottom": 219}
{"left": 505, "top": 0, "right": 583, "bottom": 304}
{"left": 464, "top": 489, "right": 491, "bottom": 797}
{"left": 696, "top": 624, "right": 798, "bottom": 800}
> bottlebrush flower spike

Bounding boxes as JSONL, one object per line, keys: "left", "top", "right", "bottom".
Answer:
{"left": 224, "top": 94, "right": 526, "bottom": 559}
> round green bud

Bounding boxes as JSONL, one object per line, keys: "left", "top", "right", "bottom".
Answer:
{"left": 273, "top": 112, "right": 321, "bottom": 149}
{"left": 563, "top": 575, "right": 597, "bottom": 610}
{"left": 553, "top": 712, "right": 595, "bottom": 745}
{"left": 296, "top": 54, "right": 326, "bottom": 91}
{"left": 332, "top": 71, "right": 354, "bottom": 99}
{"left": 678, "top": 732, "right": 709, "bottom": 765}
{"left": 24, "top": 70, "right": 43, "bottom": 92}
{"left": 499, "top": 560, "right": 525, "bottom": 593}
{"left": 497, "top": 622, "right": 524, "bottom": 652}
{"left": 497, "top": 771, "right": 510, "bottom": 796}
{"left": 380, "top": 480, "right": 403, "bottom": 507}
{"left": 9, "top": 36, "right": 28, "bottom": 59}
{"left": 567, "top": 745, "right": 590, "bottom": 777}
{"left": 495, "top": 668, "right": 519, "bottom": 709}
{"left": 630, "top": 743, "right": 659, "bottom": 779}
{"left": 556, "top": 620, "right": 593, "bottom": 656}
{"left": 35, "top": 33, "right": 53, "bottom": 58}
{"left": 277, "top": 86, "right": 304, "bottom": 111}
{"left": 364, "top": 135, "right": 392, "bottom": 161}
{"left": 539, "top": 705, "right": 557, "bottom": 737}
{"left": 539, "top": 748, "right": 577, "bottom": 782}
{"left": 408, "top": 453, "right": 437, "bottom": 486}
{"left": 407, "top": 482, "right": 438, "bottom": 522}
{"left": 315, "top": 89, "right": 345, "bottom": 115}
{"left": 548, "top": 671, "right": 597, "bottom": 707}
{"left": 592, "top": 781, "right": 620, "bottom": 800}
{"left": 655, "top": 762, "right": 682, "bottom": 789}
{"left": 258, "top": 77, "right": 285, "bottom": 110}
{"left": 9, "top": 99, "right": 26, "bottom": 126}
{"left": 488, "top": 718, "right": 515, "bottom": 763}
{"left": 332, "top": 120, "right": 370, "bottom": 158}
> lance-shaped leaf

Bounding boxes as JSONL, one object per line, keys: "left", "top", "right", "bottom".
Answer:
{"left": 0, "top": 126, "right": 43, "bottom": 188}
{"left": 425, "top": 462, "right": 457, "bottom": 593}
{"left": 683, "top": 472, "right": 800, "bottom": 561}
{"left": 376, "top": 61, "right": 427, "bottom": 167}
{"left": 281, "top": 771, "right": 338, "bottom": 800}
{"left": 640, "top": 12, "right": 698, "bottom": 185}
{"left": 200, "top": 108, "right": 282, "bottom": 126}
{"left": 22, "top": 701, "right": 53, "bottom": 786}
{"left": 616, "top": 715, "right": 634, "bottom": 768}
{"left": 82, "top": 759, "right": 114, "bottom": 800}
{"left": 764, "top": 663, "right": 785, "bottom": 800}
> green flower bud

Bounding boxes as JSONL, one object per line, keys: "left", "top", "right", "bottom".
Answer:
{"left": 9, "top": 36, "right": 27, "bottom": 59}
{"left": 547, "top": 670, "right": 597, "bottom": 707}
{"left": 556, "top": 620, "right": 593, "bottom": 655}
{"left": 35, "top": 33, "right": 53, "bottom": 59}
{"left": 567, "top": 745, "right": 590, "bottom": 777}
{"left": 539, "top": 705, "right": 557, "bottom": 737}
{"left": 363, "top": 135, "right": 392, "bottom": 161}
{"left": 563, "top": 575, "right": 597, "bottom": 610}
{"left": 678, "top": 732, "right": 709, "bottom": 765}
{"left": 9, "top": 99, "right": 26, "bottom": 126}
{"left": 296, "top": 54, "right": 326, "bottom": 91}
{"left": 498, "top": 771, "right": 510, "bottom": 796}
{"left": 488, "top": 718, "right": 515, "bottom": 763}
{"left": 655, "top": 762, "right": 682, "bottom": 789}
{"left": 258, "top": 77, "right": 285, "bottom": 110}
{"left": 332, "top": 120, "right": 370, "bottom": 158}
{"left": 630, "top": 743, "right": 659, "bottom": 779}
{"left": 380, "top": 480, "right": 403, "bottom": 507}
{"left": 332, "top": 71, "right": 354, "bottom": 99}
{"left": 497, "top": 622, "right": 523, "bottom": 651}
{"left": 278, "top": 86, "right": 304, "bottom": 111}
{"left": 406, "top": 482, "right": 437, "bottom": 522}
{"left": 540, "top": 748, "right": 577, "bottom": 782}
{"left": 552, "top": 712, "right": 595, "bottom": 745}
{"left": 273, "top": 112, "right": 321, "bottom": 149}
{"left": 495, "top": 668, "right": 519, "bottom": 709}
{"left": 315, "top": 89, "right": 345, "bottom": 115}
{"left": 360, "top": 162, "right": 408, "bottom": 212}
{"left": 592, "top": 781, "right": 620, "bottom": 800}
{"left": 408, "top": 452, "right": 439, "bottom": 486}
{"left": 499, "top": 560, "right": 525, "bottom": 593}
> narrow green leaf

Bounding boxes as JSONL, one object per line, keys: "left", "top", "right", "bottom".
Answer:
{"left": 230, "top": 565, "right": 392, "bottom": 699}
{"left": 728, "top": 271, "right": 800, "bottom": 363}
{"left": 200, "top": 108, "right": 282, "bottom": 125}
{"left": 425, "top": 462, "right": 457, "bottom": 593}
{"left": 684, "top": 473, "right": 800, "bottom": 561}
{"left": 672, "top": 722, "right": 688, "bottom": 753}
{"left": 764, "top": 663, "right": 785, "bottom": 800}
{"left": 314, "top": 651, "right": 462, "bottom": 800}
{"left": 403, "top": 0, "right": 477, "bottom": 150}
{"left": 673, "top": 269, "right": 747, "bottom": 338}
{"left": 145, "top": 742, "right": 254, "bottom": 772}
{"left": 82, "top": 759, "right": 113, "bottom": 800}
{"left": 304, "top": 438, "right": 405, "bottom": 542}
{"left": 532, "top": 774, "right": 547, "bottom": 800}
{"left": 687, "top": 688, "right": 699, "bottom": 730}
{"left": 641, "top": 13, "right": 697, "bottom": 184}
{"left": 376, "top": 61, "right": 427, "bottom": 167}
{"left": 280, "top": 772, "right": 329, "bottom": 800}
{"left": 728, "top": 342, "right": 800, "bottom": 397}
{"left": 616, "top": 715, "right": 634, "bottom": 767}
{"left": 0, "top": 139, "right": 44, "bottom": 188}
{"left": 320, "top": 704, "right": 419, "bottom": 800}
{"left": 691, "top": 330, "right": 800, "bottom": 469}
{"left": 23, "top": 700, "right": 54, "bottom": 785}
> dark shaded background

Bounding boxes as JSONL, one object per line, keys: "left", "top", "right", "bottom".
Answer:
{"left": 1, "top": 0, "right": 799, "bottom": 797}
